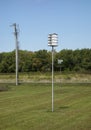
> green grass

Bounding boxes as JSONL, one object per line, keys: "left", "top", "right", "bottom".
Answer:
{"left": 0, "top": 83, "right": 91, "bottom": 130}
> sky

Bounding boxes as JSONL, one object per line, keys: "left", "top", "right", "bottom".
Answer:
{"left": 0, "top": 0, "right": 91, "bottom": 52}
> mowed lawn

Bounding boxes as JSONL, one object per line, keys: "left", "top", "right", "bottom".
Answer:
{"left": 0, "top": 83, "right": 91, "bottom": 130}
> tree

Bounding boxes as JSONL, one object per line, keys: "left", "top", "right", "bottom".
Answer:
{"left": 0, "top": 49, "right": 91, "bottom": 73}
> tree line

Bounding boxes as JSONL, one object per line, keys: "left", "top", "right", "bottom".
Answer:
{"left": 0, "top": 49, "right": 91, "bottom": 73}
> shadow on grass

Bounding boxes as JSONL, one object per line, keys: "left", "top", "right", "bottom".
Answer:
{"left": 59, "top": 106, "right": 69, "bottom": 109}
{"left": 47, "top": 106, "right": 69, "bottom": 113}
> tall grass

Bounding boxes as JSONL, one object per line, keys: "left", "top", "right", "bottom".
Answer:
{"left": 0, "top": 72, "right": 91, "bottom": 83}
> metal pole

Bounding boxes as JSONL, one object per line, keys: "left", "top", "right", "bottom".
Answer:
{"left": 48, "top": 33, "right": 58, "bottom": 112}
{"left": 52, "top": 46, "right": 54, "bottom": 112}
{"left": 60, "top": 65, "right": 61, "bottom": 73}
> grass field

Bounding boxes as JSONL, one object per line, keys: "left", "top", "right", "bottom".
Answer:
{"left": 0, "top": 83, "right": 91, "bottom": 130}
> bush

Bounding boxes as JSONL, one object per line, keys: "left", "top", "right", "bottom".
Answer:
{"left": 0, "top": 85, "right": 9, "bottom": 92}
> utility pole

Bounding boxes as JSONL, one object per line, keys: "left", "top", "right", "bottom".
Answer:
{"left": 11, "top": 23, "right": 19, "bottom": 86}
